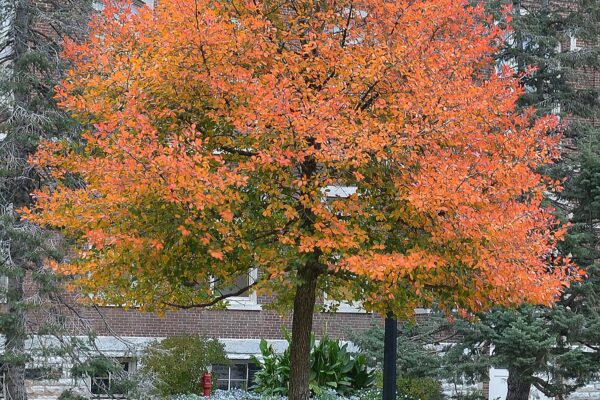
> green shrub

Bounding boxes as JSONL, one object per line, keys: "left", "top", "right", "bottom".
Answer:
{"left": 58, "top": 390, "right": 89, "bottom": 400}
{"left": 251, "top": 339, "right": 289, "bottom": 396}
{"left": 141, "top": 335, "right": 228, "bottom": 397}
{"left": 251, "top": 334, "right": 375, "bottom": 397}
{"left": 396, "top": 376, "right": 444, "bottom": 400}
{"left": 454, "top": 390, "right": 487, "bottom": 400}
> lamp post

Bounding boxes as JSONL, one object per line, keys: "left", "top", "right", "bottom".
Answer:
{"left": 383, "top": 311, "right": 397, "bottom": 400}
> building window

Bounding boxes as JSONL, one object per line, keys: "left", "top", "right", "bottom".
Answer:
{"left": 90, "top": 358, "right": 134, "bottom": 398}
{"left": 212, "top": 362, "right": 259, "bottom": 391}
{"left": 323, "top": 285, "right": 365, "bottom": 314}
{"left": 215, "top": 269, "right": 260, "bottom": 310}
{"left": 569, "top": 34, "right": 580, "bottom": 51}
{"left": 323, "top": 297, "right": 365, "bottom": 313}
{"left": 322, "top": 185, "right": 357, "bottom": 199}
{"left": 219, "top": 273, "right": 252, "bottom": 298}
{"left": 93, "top": 0, "right": 153, "bottom": 12}
{"left": 25, "top": 366, "right": 63, "bottom": 380}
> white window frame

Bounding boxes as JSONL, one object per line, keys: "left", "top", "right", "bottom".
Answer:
{"left": 86, "top": 280, "right": 140, "bottom": 308}
{"left": 322, "top": 185, "right": 357, "bottom": 199}
{"left": 414, "top": 308, "right": 432, "bottom": 315}
{"left": 323, "top": 294, "right": 366, "bottom": 313}
{"left": 91, "top": 269, "right": 261, "bottom": 310}
{"left": 321, "top": 185, "right": 365, "bottom": 313}
{"left": 569, "top": 33, "right": 581, "bottom": 52}
{"left": 216, "top": 268, "right": 261, "bottom": 311}
{"left": 93, "top": 0, "right": 153, "bottom": 12}
{"left": 212, "top": 361, "right": 258, "bottom": 391}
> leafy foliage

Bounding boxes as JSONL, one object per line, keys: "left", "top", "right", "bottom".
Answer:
{"left": 251, "top": 335, "right": 374, "bottom": 396}
{"left": 30, "top": 0, "right": 575, "bottom": 315}
{"left": 71, "top": 356, "right": 136, "bottom": 398}
{"left": 396, "top": 377, "right": 443, "bottom": 400}
{"left": 140, "top": 336, "right": 228, "bottom": 397}
{"left": 58, "top": 389, "right": 89, "bottom": 400}
{"left": 449, "top": 1, "right": 600, "bottom": 399}
{"left": 349, "top": 320, "right": 451, "bottom": 378}
{"left": 450, "top": 305, "right": 600, "bottom": 399}
{"left": 487, "top": 0, "right": 600, "bottom": 119}
{"left": 251, "top": 339, "right": 290, "bottom": 396}
{"left": 27, "top": 0, "right": 580, "bottom": 397}
{"left": 350, "top": 321, "right": 468, "bottom": 400}
{"left": 451, "top": 391, "right": 486, "bottom": 400}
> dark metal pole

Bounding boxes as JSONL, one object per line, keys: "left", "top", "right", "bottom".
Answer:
{"left": 383, "top": 311, "right": 397, "bottom": 400}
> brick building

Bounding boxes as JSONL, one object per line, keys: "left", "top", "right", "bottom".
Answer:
{"left": 19, "top": 288, "right": 387, "bottom": 399}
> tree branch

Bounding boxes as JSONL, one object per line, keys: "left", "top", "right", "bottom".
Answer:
{"left": 161, "top": 280, "right": 260, "bottom": 309}
{"left": 219, "top": 145, "right": 258, "bottom": 157}
{"left": 340, "top": 2, "right": 353, "bottom": 48}
{"left": 355, "top": 80, "right": 380, "bottom": 111}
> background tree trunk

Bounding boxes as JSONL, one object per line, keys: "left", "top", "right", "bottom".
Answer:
{"left": 4, "top": 275, "right": 28, "bottom": 400}
{"left": 288, "top": 265, "right": 319, "bottom": 400}
{"left": 506, "top": 370, "right": 532, "bottom": 400}
{"left": 1, "top": 0, "right": 111, "bottom": 398}
{"left": 2, "top": 1, "right": 32, "bottom": 399}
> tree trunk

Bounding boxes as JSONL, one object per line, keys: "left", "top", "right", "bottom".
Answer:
{"left": 4, "top": 275, "right": 28, "bottom": 400}
{"left": 3, "top": 1, "right": 32, "bottom": 399}
{"left": 506, "top": 370, "right": 531, "bottom": 400}
{"left": 288, "top": 265, "right": 319, "bottom": 400}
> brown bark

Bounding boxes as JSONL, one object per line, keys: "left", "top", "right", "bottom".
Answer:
{"left": 506, "top": 370, "right": 532, "bottom": 400}
{"left": 288, "top": 265, "right": 319, "bottom": 400}
{"left": 4, "top": 275, "right": 28, "bottom": 400}
{"left": 3, "top": 1, "right": 32, "bottom": 399}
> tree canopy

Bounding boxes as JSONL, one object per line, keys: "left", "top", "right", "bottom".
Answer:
{"left": 25, "top": 1, "right": 580, "bottom": 398}
{"left": 30, "top": 0, "right": 574, "bottom": 311}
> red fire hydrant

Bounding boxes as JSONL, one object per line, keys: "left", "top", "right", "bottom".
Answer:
{"left": 202, "top": 371, "right": 212, "bottom": 396}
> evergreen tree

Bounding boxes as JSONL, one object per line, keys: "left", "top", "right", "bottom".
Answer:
{"left": 0, "top": 1, "right": 96, "bottom": 399}
{"left": 350, "top": 315, "right": 485, "bottom": 399}
{"left": 350, "top": 316, "right": 449, "bottom": 379}
{"left": 450, "top": 304, "right": 600, "bottom": 400}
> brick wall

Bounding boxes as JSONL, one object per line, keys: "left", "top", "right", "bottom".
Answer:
{"left": 72, "top": 306, "right": 381, "bottom": 340}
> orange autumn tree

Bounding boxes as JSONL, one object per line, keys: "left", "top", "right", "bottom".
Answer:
{"left": 27, "top": 0, "right": 578, "bottom": 398}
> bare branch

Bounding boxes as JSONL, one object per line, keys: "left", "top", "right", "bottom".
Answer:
{"left": 161, "top": 280, "right": 260, "bottom": 309}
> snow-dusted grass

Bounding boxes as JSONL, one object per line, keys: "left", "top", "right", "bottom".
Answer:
{"left": 170, "top": 388, "right": 401, "bottom": 400}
